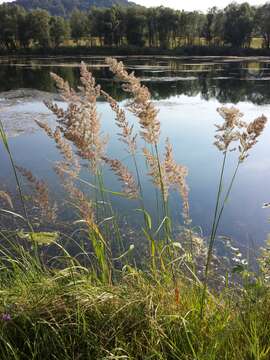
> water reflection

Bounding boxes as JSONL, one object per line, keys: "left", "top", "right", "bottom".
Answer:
{"left": 0, "top": 56, "right": 270, "bottom": 249}
{"left": 2, "top": 56, "right": 270, "bottom": 104}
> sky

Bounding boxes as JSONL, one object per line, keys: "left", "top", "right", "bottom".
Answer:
{"left": 0, "top": 0, "right": 267, "bottom": 12}
{"left": 134, "top": 0, "right": 266, "bottom": 11}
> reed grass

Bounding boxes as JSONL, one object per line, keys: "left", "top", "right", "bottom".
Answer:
{"left": 0, "top": 58, "right": 269, "bottom": 359}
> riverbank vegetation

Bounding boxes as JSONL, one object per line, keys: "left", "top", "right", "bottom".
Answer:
{"left": 0, "top": 58, "right": 270, "bottom": 358}
{"left": 1, "top": 258, "right": 270, "bottom": 359}
{"left": 2, "top": 2, "right": 270, "bottom": 53}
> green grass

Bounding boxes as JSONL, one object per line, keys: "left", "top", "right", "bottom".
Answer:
{"left": 1, "top": 258, "right": 270, "bottom": 359}
{"left": 2, "top": 42, "right": 270, "bottom": 57}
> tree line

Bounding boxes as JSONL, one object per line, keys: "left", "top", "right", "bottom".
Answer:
{"left": 1, "top": 2, "right": 270, "bottom": 50}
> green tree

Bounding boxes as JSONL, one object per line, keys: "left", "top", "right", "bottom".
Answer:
{"left": 125, "top": 7, "right": 147, "bottom": 47}
{"left": 0, "top": 4, "right": 23, "bottom": 49}
{"left": 146, "top": 7, "right": 159, "bottom": 47}
{"left": 180, "top": 11, "right": 205, "bottom": 45}
{"left": 17, "top": 10, "right": 32, "bottom": 48}
{"left": 223, "top": 3, "right": 255, "bottom": 47}
{"left": 255, "top": 4, "right": 270, "bottom": 48}
{"left": 156, "top": 7, "right": 178, "bottom": 48}
{"left": 203, "top": 7, "right": 219, "bottom": 45}
{"left": 89, "top": 7, "right": 107, "bottom": 46}
{"left": 28, "top": 9, "right": 51, "bottom": 48}
{"left": 89, "top": 6, "right": 125, "bottom": 46}
{"left": 211, "top": 9, "right": 225, "bottom": 46}
{"left": 176, "top": 11, "right": 189, "bottom": 46}
{"left": 90, "top": 6, "right": 126, "bottom": 46}
{"left": 110, "top": 6, "right": 126, "bottom": 46}
{"left": 50, "top": 16, "right": 70, "bottom": 47}
{"left": 70, "top": 9, "right": 88, "bottom": 44}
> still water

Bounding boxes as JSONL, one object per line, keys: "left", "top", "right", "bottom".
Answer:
{"left": 0, "top": 56, "right": 270, "bottom": 249}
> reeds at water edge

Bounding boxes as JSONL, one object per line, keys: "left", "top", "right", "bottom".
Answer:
{"left": 0, "top": 58, "right": 268, "bottom": 316}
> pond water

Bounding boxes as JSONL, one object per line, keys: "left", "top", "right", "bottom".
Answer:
{"left": 0, "top": 55, "right": 270, "bottom": 251}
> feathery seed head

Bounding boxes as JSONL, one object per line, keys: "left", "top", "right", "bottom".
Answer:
{"left": 103, "top": 157, "right": 139, "bottom": 199}
{"left": 105, "top": 57, "right": 160, "bottom": 145}
{"left": 45, "top": 63, "right": 108, "bottom": 173}
{"left": 16, "top": 166, "right": 57, "bottom": 223}
{"left": 0, "top": 191, "right": 13, "bottom": 209}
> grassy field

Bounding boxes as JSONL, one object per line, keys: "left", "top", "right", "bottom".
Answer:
{"left": 62, "top": 37, "right": 265, "bottom": 49}
{"left": 0, "top": 58, "right": 269, "bottom": 359}
{"left": 1, "top": 37, "right": 269, "bottom": 57}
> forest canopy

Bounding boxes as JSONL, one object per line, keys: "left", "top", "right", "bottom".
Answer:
{"left": 1, "top": 2, "right": 270, "bottom": 51}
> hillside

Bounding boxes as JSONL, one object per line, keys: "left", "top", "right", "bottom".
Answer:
{"left": 11, "top": 0, "right": 133, "bottom": 16}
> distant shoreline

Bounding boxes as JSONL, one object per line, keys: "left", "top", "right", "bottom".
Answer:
{"left": 2, "top": 46, "right": 270, "bottom": 58}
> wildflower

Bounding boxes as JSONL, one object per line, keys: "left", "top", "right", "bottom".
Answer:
{"left": 1, "top": 313, "right": 11, "bottom": 322}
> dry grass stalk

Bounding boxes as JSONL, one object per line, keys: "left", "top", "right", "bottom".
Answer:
{"left": 105, "top": 58, "right": 160, "bottom": 145}
{"left": 164, "top": 139, "right": 190, "bottom": 224}
{"left": 36, "top": 117, "right": 94, "bottom": 225}
{"left": 259, "top": 237, "right": 270, "bottom": 282}
{"left": 143, "top": 147, "right": 169, "bottom": 200}
{"left": 35, "top": 120, "right": 54, "bottom": 138}
{"left": 238, "top": 115, "right": 267, "bottom": 162}
{"left": 44, "top": 62, "right": 108, "bottom": 173}
{"left": 16, "top": 166, "right": 57, "bottom": 222}
{"left": 101, "top": 90, "right": 137, "bottom": 154}
{"left": 214, "top": 106, "right": 267, "bottom": 161}
{"left": 0, "top": 191, "right": 13, "bottom": 209}
{"left": 50, "top": 72, "right": 79, "bottom": 103}
{"left": 39, "top": 59, "right": 191, "bottom": 227}
{"left": 53, "top": 128, "right": 78, "bottom": 165}
{"left": 44, "top": 102, "right": 65, "bottom": 120}
{"left": 35, "top": 121, "right": 81, "bottom": 185}
{"left": 66, "top": 178, "right": 94, "bottom": 226}
{"left": 143, "top": 140, "right": 190, "bottom": 224}
{"left": 103, "top": 157, "right": 138, "bottom": 199}
{"left": 52, "top": 160, "right": 94, "bottom": 226}
{"left": 214, "top": 107, "right": 245, "bottom": 152}
{"left": 35, "top": 121, "right": 78, "bottom": 167}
